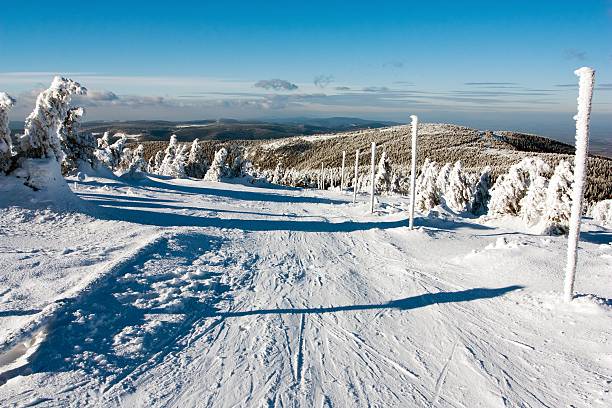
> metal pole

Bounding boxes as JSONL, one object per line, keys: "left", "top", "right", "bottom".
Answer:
{"left": 370, "top": 142, "right": 376, "bottom": 213}
{"left": 353, "top": 149, "right": 359, "bottom": 203}
{"left": 409, "top": 115, "right": 418, "bottom": 229}
{"left": 341, "top": 151, "right": 346, "bottom": 191}
{"left": 564, "top": 67, "right": 595, "bottom": 302}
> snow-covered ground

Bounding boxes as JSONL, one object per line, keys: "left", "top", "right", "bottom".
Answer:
{"left": 0, "top": 175, "right": 611, "bottom": 407}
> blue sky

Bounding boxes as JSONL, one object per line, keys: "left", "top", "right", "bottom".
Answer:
{"left": 1, "top": 0, "right": 611, "bottom": 143}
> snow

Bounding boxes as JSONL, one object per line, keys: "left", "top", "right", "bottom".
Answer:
{"left": 0, "top": 173, "right": 610, "bottom": 406}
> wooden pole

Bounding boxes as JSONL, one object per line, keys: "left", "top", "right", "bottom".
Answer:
{"left": 370, "top": 142, "right": 376, "bottom": 213}
{"left": 353, "top": 149, "right": 359, "bottom": 203}
{"left": 409, "top": 115, "right": 418, "bottom": 229}
{"left": 341, "top": 151, "right": 346, "bottom": 191}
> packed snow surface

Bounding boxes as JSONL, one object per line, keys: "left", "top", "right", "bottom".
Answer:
{"left": 0, "top": 174, "right": 611, "bottom": 407}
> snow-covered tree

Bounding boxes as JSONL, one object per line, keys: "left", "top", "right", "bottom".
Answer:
{"left": 60, "top": 107, "right": 98, "bottom": 175}
{"left": 445, "top": 161, "right": 471, "bottom": 212}
{"left": 148, "top": 150, "right": 164, "bottom": 174}
{"left": 272, "top": 160, "right": 284, "bottom": 184}
{"left": 469, "top": 166, "right": 492, "bottom": 215}
{"left": 488, "top": 157, "right": 550, "bottom": 216}
{"left": 591, "top": 200, "right": 612, "bottom": 227}
{"left": 95, "top": 133, "right": 126, "bottom": 171}
{"left": 204, "top": 147, "right": 228, "bottom": 181}
{"left": 436, "top": 162, "right": 452, "bottom": 196}
{"left": 119, "top": 144, "right": 146, "bottom": 176}
{"left": 19, "top": 77, "right": 87, "bottom": 161}
{"left": 171, "top": 143, "right": 187, "bottom": 178}
{"left": 230, "top": 152, "right": 246, "bottom": 178}
{"left": 158, "top": 135, "right": 179, "bottom": 176}
{"left": 415, "top": 159, "right": 440, "bottom": 213}
{"left": 374, "top": 151, "right": 391, "bottom": 193}
{"left": 519, "top": 175, "right": 548, "bottom": 226}
{"left": 0, "top": 92, "right": 16, "bottom": 174}
{"left": 541, "top": 160, "right": 574, "bottom": 235}
{"left": 185, "top": 139, "right": 208, "bottom": 178}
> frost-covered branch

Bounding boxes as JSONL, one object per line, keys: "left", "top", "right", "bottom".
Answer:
{"left": 0, "top": 92, "right": 16, "bottom": 173}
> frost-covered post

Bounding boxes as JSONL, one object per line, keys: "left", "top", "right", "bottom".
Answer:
{"left": 370, "top": 142, "right": 376, "bottom": 213}
{"left": 409, "top": 115, "right": 418, "bottom": 229}
{"left": 353, "top": 149, "right": 360, "bottom": 203}
{"left": 341, "top": 150, "right": 346, "bottom": 191}
{"left": 320, "top": 162, "right": 324, "bottom": 189}
{"left": 564, "top": 67, "right": 595, "bottom": 302}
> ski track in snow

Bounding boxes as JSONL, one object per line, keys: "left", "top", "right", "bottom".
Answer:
{"left": 0, "top": 175, "right": 611, "bottom": 407}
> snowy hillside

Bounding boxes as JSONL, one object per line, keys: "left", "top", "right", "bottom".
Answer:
{"left": 1, "top": 174, "right": 611, "bottom": 407}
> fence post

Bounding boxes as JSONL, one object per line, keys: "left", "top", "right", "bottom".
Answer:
{"left": 564, "top": 67, "right": 595, "bottom": 302}
{"left": 341, "top": 151, "right": 346, "bottom": 191}
{"left": 409, "top": 115, "right": 418, "bottom": 229}
{"left": 370, "top": 142, "right": 376, "bottom": 213}
{"left": 353, "top": 149, "right": 360, "bottom": 203}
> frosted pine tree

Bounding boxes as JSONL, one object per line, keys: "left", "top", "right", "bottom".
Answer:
{"left": 374, "top": 151, "right": 391, "bottom": 193}
{"left": 272, "top": 161, "right": 284, "bottom": 184}
{"left": 415, "top": 159, "right": 440, "bottom": 213}
{"left": 0, "top": 92, "right": 16, "bottom": 174}
{"left": 95, "top": 133, "right": 126, "bottom": 171}
{"left": 185, "top": 139, "right": 208, "bottom": 178}
{"left": 158, "top": 135, "right": 179, "bottom": 176}
{"left": 469, "top": 166, "right": 492, "bottom": 215}
{"left": 488, "top": 157, "right": 550, "bottom": 216}
{"left": 445, "top": 161, "right": 471, "bottom": 212}
{"left": 20, "top": 77, "right": 87, "bottom": 161}
{"left": 122, "top": 144, "right": 146, "bottom": 175}
{"left": 60, "top": 107, "right": 98, "bottom": 175}
{"left": 519, "top": 175, "right": 548, "bottom": 226}
{"left": 204, "top": 147, "right": 228, "bottom": 181}
{"left": 591, "top": 200, "right": 612, "bottom": 227}
{"left": 436, "top": 162, "right": 452, "bottom": 196}
{"left": 541, "top": 160, "right": 573, "bottom": 234}
{"left": 170, "top": 143, "right": 187, "bottom": 178}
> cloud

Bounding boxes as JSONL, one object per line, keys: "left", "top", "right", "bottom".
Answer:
{"left": 254, "top": 79, "right": 298, "bottom": 91}
{"left": 334, "top": 86, "right": 351, "bottom": 91}
{"left": 564, "top": 48, "right": 587, "bottom": 60}
{"left": 383, "top": 60, "right": 404, "bottom": 68}
{"left": 464, "top": 82, "right": 518, "bottom": 86}
{"left": 363, "top": 86, "right": 390, "bottom": 92}
{"left": 393, "top": 81, "right": 414, "bottom": 86}
{"left": 86, "top": 90, "right": 120, "bottom": 101}
{"left": 313, "top": 75, "right": 334, "bottom": 88}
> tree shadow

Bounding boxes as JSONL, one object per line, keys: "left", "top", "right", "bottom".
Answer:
{"left": 0, "top": 309, "right": 41, "bottom": 318}
{"left": 580, "top": 230, "right": 612, "bottom": 245}
{"left": 219, "top": 286, "right": 523, "bottom": 318}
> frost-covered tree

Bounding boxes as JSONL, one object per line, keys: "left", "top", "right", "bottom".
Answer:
{"left": 436, "top": 162, "right": 452, "bottom": 196}
{"left": 374, "top": 151, "right": 391, "bottom": 193}
{"left": 415, "top": 159, "right": 440, "bottom": 213}
{"left": 272, "top": 160, "right": 284, "bottom": 184}
{"left": 0, "top": 92, "right": 16, "bottom": 174}
{"left": 148, "top": 150, "right": 164, "bottom": 174}
{"left": 230, "top": 152, "right": 246, "bottom": 178}
{"left": 519, "top": 175, "right": 548, "bottom": 226}
{"left": 119, "top": 144, "right": 146, "bottom": 176}
{"left": 204, "top": 147, "right": 228, "bottom": 181}
{"left": 488, "top": 157, "right": 550, "bottom": 216}
{"left": 541, "top": 160, "right": 574, "bottom": 235}
{"left": 469, "top": 166, "right": 492, "bottom": 215}
{"left": 95, "top": 133, "right": 126, "bottom": 171}
{"left": 19, "top": 77, "right": 87, "bottom": 161}
{"left": 158, "top": 135, "right": 179, "bottom": 176}
{"left": 60, "top": 107, "right": 97, "bottom": 175}
{"left": 445, "top": 161, "right": 472, "bottom": 212}
{"left": 185, "top": 139, "right": 208, "bottom": 178}
{"left": 170, "top": 143, "right": 187, "bottom": 178}
{"left": 591, "top": 200, "right": 612, "bottom": 227}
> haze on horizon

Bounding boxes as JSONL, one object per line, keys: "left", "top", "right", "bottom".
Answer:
{"left": 1, "top": 1, "right": 611, "bottom": 146}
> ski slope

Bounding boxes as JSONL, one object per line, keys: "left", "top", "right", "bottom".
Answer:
{"left": 0, "top": 175, "right": 611, "bottom": 407}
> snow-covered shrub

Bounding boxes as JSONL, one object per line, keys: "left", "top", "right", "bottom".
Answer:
{"left": 541, "top": 160, "right": 574, "bottom": 234}
{"left": 172, "top": 144, "right": 188, "bottom": 178}
{"left": 119, "top": 144, "right": 146, "bottom": 176}
{"left": 445, "top": 161, "right": 471, "bottom": 212}
{"left": 415, "top": 159, "right": 440, "bottom": 213}
{"left": 0, "top": 92, "right": 16, "bottom": 174}
{"left": 204, "top": 147, "right": 228, "bottom": 181}
{"left": 469, "top": 166, "right": 492, "bottom": 215}
{"left": 374, "top": 151, "right": 391, "bottom": 193}
{"left": 185, "top": 139, "right": 208, "bottom": 178}
{"left": 19, "top": 76, "right": 87, "bottom": 161}
{"left": 591, "top": 200, "right": 612, "bottom": 227}
{"left": 148, "top": 150, "right": 163, "bottom": 174}
{"left": 488, "top": 157, "right": 550, "bottom": 216}
{"left": 60, "top": 107, "right": 98, "bottom": 175}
